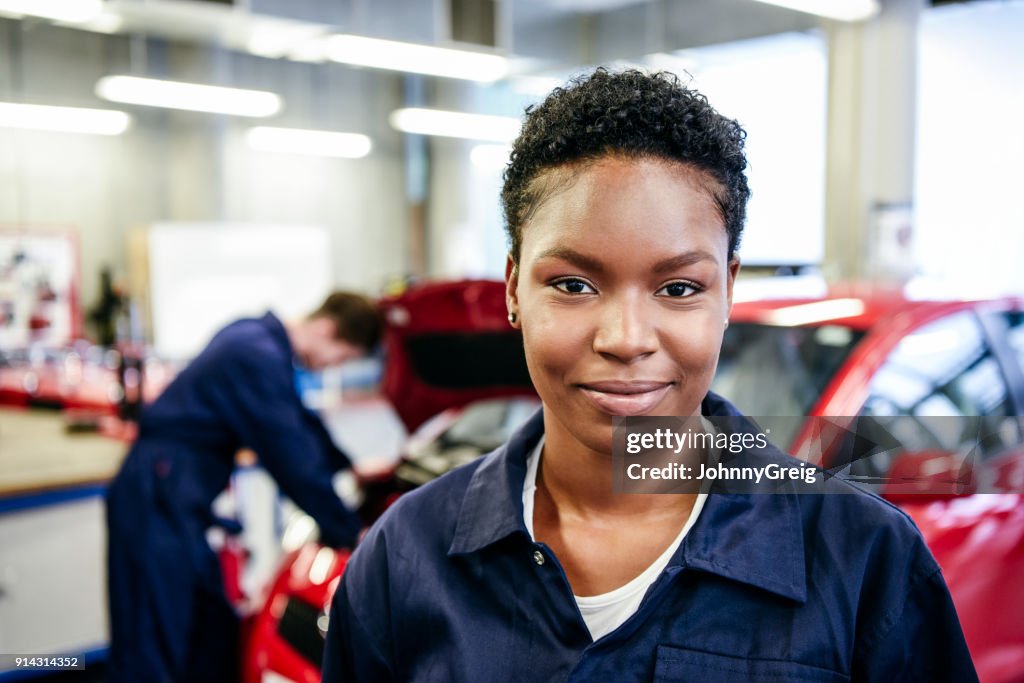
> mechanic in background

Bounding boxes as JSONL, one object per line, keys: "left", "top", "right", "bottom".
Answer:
{"left": 106, "top": 291, "right": 381, "bottom": 683}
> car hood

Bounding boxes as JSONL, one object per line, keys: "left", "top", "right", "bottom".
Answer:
{"left": 379, "top": 280, "right": 536, "bottom": 432}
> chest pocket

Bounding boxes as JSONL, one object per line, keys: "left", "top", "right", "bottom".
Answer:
{"left": 654, "top": 645, "right": 849, "bottom": 683}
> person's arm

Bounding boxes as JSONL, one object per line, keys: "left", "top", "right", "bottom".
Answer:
{"left": 321, "top": 524, "right": 396, "bottom": 681}
{"left": 220, "top": 351, "right": 361, "bottom": 547}
{"left": 852, "top": 544, "right": 978, "bottom": 682}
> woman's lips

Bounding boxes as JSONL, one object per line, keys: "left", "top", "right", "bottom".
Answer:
{"left": 578, "top": 381, "right": 673, "bottom": 416}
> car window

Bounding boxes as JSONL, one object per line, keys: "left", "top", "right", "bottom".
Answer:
{"left": 852, "top": 312, "right": 1017, "bottom": 480}
{"left": 396, "top": 398, "right": 542, "bottom": 487}
{"left": 712, "top": 323, "right": 864, "bottom": 446}
{"left": 1002, "top": 309, "right": 1024, "bottom": 380}
{"left": 865, "top": 312, "right": 1011, "bottom": 419}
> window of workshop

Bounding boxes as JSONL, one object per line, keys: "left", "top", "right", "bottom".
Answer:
{"left": 682, "top": 31, "right": 828, "bottom": 268}
{"left": 460, "top": 32, "right": 827, "bottom": 279}
{"left": 914, "top": 0, "right": 1024, "bottom": 295}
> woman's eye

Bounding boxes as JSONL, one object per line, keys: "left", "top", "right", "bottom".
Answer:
{"left": 657, "top": 281, "right": 700, "bottom": 298}
{"left": 553, "top": 278, "right": 595, "bottom": 294}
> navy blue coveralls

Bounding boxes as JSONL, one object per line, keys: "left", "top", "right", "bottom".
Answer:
{"left": 107, "top": 312, "right": 361, "bottom": 683}
{"left": 323, "top": 392, "right": 978, "bottom": 682}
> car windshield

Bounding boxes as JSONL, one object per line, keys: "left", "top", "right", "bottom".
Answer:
{"left": 711, "top": 322, "right": 865, "bottom": 446}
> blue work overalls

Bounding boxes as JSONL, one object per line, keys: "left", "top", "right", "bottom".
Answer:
{"left": 107, "top": 313, "right": 360, "bottom": 683}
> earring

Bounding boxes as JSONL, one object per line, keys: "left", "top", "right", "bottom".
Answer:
{"left": 508, "top": 312, "right": 517, "bottom": 325}
{"left": 724, "top": 319, "right": 730, "bottom": 328}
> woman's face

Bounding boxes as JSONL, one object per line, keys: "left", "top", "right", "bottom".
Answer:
{"left": 506, "top": 156, "right": 739, "bottom": 455}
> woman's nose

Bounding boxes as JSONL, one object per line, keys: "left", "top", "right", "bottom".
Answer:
{"left": 591, "top": 295, "right": 658, "bottom": 363}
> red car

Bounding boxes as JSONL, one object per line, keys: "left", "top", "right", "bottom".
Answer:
{"left": 721, "top": 285, "right": 1024, "bottom": 683}
{"left": 244, "top": 280, "right": 1024, "bottom": 683}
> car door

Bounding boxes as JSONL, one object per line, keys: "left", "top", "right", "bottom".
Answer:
{"left": 847, "top": 307, "right": 1024, "bottom": 683}
{"left": 840, "top": 309, "right": 1021, "bottom": 491}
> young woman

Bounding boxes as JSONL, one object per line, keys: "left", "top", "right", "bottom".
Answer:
{"left": 322, "top": 69, "right": 976, "bottom": 682}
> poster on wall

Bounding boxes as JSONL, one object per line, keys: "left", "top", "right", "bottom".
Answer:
{"left": 868, "top": 202, "right": 915, "bottom": 283}
{"left": 0, "top": 228, "right": 78, "bottom": 352}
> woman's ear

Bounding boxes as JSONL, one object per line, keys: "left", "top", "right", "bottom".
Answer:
{"left": 505, "top": 255, "right": 520, "bottom": 328}
{"left": 726, "top": 256, "right": 741, "bottom": 318}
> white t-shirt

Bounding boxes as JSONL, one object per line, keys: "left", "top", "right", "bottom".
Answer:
{"left": 522, "top": 437, "right": 708, "bottom": 641}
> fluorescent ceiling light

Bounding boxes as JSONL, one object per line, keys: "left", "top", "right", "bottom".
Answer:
{"left": 390, "top": 108, "right": 520, "bottom": 142}
{"left": 765, "top": 298, "right": 865, "bottom": 326}
{"left": 71, "top": 10, "right": 122, "bottom": 34}
{"left": 470, "top": 144, "right": 512, "bottom": 170}
{"left": 749, "top": 0, "right": 880, "bottom": 22}
{"left": 0, "top": 102, "right": 130, "bottom": 135}
{"left": 326, "top": 35, "right": 508, "bottom": 82}
{"left": 95, "top": 76, "right": 282, "bottom": 118}
{"left": 288, "top": 37, "right": 331, "bottom": 64}
{"left": 247, "top": 23, "right": 325, "bottom": 60}
{"left": 0, "top": 0, "right": 103, "bottom": 22}
{"left": 245, "top": 126, "right": 371, "bottom": 159}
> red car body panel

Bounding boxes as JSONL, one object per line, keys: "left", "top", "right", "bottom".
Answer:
{"left": 733, "top": 288, "right": 1024, "bottom": 681}
{"left": 903, "top": 495, "right": 1024, "bottom": 683}
{"left": 244, "top": 545, "right": 351, "bottom": 683}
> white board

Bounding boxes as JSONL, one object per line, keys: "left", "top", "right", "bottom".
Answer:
{"left": 148, "top": 223, "right": 332, "bottom": 360}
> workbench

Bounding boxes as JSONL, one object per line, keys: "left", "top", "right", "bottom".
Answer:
{"left": 0, "top": 409, "right": 126, "bottom": 496}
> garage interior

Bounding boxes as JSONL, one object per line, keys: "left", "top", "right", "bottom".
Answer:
{"left": 1, "top": 0, "right": 1022, "bottom": 681}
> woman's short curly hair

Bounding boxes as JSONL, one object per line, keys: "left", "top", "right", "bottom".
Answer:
{"left": 501, "top": 68, "right": 750, "bottom": 263}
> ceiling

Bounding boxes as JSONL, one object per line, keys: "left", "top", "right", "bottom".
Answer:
{"left": 5, "top": 0, "right": 977, "bottom": 79}
{"left": 20, "top": 0, "right": 822, "bottom": 75}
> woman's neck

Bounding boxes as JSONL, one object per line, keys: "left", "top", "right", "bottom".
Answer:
{"left": 539, "top": 409, "right": 696, "bottom": 522}
{"left": 532, "top": 411, "right": 700, "bottom": 597}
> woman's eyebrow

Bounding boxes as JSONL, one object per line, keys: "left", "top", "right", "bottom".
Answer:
{"left": 652, "top": 250, "right": 719, "bottom": 274}
{"left": 535, "top": 247, "right": 718, "bottom": 274}
{"left": 535, "top": 247, "right": 606, "bottom": 273}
